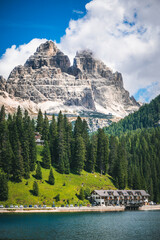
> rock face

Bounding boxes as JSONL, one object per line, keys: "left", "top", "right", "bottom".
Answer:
{"left": 0, "top": 40, "right": 140, "bottom": 118}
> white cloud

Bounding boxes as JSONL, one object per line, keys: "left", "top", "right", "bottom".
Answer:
{"left": 0, "top": 38, "right": 47, "bottom": 79}
{"left": 0, "top": 0, "right": 160, "bottom": 102}
{"left": 73, "top": 10, "right": 84, "bottom": 15}
{"left": 59, "top": 0, "right": 160, "bottom": 102}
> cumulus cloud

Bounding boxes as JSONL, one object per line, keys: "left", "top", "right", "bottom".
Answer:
{"left": 0, "top": 38, "right": 47, "bottom": 79}
{"left": 59, "top": 0, "right": 160, "bottom": 102}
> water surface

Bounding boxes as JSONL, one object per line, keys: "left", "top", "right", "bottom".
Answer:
{"left": 0, "top": 211, "right": 160, "bottom": 240}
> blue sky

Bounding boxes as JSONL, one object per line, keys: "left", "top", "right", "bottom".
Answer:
{"left": 0, "top": 0, "right": 160, "bottom": 103}
{"left": 0, "top": 0, "right": 88, "bottom": 56}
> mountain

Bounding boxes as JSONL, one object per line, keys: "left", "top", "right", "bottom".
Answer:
{"left": 0, "top": 40, "right": 140, "bottom": 128}
{"left": 105, "top": 94, "right": 160, "bottom": 135}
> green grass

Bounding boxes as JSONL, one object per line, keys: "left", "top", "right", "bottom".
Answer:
{"left": 0, "top": 146, "right": 116, "bottom": 206}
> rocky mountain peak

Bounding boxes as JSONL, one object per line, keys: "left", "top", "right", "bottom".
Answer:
{"left": 72, "top": 50, "right": 112, "bottom": 76}
{"left": 24, "top": 40, "right": 70, "bottom": 72}
{"left": 0, "top": 40, "right": 140, "bottom": 119}
{"left": 35, "top": 40, "right": 59, "bottom": 56}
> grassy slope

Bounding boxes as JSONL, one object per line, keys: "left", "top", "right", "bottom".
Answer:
{"left": 0, "top": 146, "right": 115, "bottom": 206}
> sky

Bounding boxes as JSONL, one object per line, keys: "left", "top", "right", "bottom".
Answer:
{"left": 0, "top": 0, "right": 160, "bottom": 103}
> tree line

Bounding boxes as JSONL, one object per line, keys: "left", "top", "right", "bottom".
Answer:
{"left": 0, "top": 105, "right": 160, "bottom": 202}
{"left": 105, "top": 94, "right": 160, "bottom": 136}
{"left": 36, "top": 109, "right": 109, "bottom": 175}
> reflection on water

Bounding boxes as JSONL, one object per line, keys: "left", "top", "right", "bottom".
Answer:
{"left": 0, "top": 211, "right": 160, "bottom": 240}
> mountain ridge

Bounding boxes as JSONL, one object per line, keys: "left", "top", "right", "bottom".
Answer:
{"left": 0, "top": 40, "right": 140, "bottom": 127}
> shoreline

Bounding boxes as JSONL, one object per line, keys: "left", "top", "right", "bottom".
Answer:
{"left": 0, "top": 205, "right": 160, "bottom": 213}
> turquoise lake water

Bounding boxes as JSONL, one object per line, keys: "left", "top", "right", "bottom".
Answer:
{"left": 0, "top": 211, "right": 160, "bottom": 240}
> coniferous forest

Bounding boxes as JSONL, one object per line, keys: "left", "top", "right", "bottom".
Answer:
{"left": 0, "top": 95, "right": 160, "bottom": 203}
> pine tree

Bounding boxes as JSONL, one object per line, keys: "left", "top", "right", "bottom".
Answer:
{"left": 57, "top": 111, "right": 66, "bottom": 173}
{"left": 35, "top": 162, "right": 42, "bottom": 180}
{"left": 74, "top": 136, "right": 86, "bottom": 174}
{"left": 16, "top": 106, "right": 24, "bottom": 142}
{"left": 109, "top": 136, "right": 118, "bottom": 175}
{"left": 79, "top": 187, "right": 85, "bottom": 200}
{"left": 36, "top": 109, "right": 43, "bottom": 134}
{"left": 42, "top": 141, "right": 51, "bottom": 169}
{"left": 48, "top": 168, "right": 55, "bottom": 185}
{"left": 116, "top": 140, "right": 128, "bottom": 189}
{"left": 33, "top": 181, "right": 39, "bottom": 196}
{"left": 0, "top": 106, "right": 6, "bottom": 143}
{"left": 21, "top": 136, "right": 30, "bottom": 179}
{"left": 42, "top": 112, "right": 49, "bottom": 141}
{"left": 0, "top": 172, "right": 8, "bottom": 201}
{"left": 12, "top": 140, "right": 24, "bottom": 182}
{"left": 55, "top": 194, "right": 60, "bottom": 202}
{"left": 0, "top": 105, "right": 5, "bottom": 122}
{"left": 74, "top": 116, "right": 83, "bottom": 137}
{"left": 11, "top": 120, "right": 24, "bottom": 182}
{"left": 28, "top": 121, "right": 37, "bottom": 171}
{"left": 86, "top": 135, "right": 97, "bottom": 172}
{"left": 82, "top": 119, "right": 90, "bottom": 169}
{"left": 96, "top": 128, "right": 109, "bottom": 174}
{"left": 84, "top": 187, "right": 91, "bottom": 199}
{"left": 49, "top": 114, "right": 58, "bottom": 165}
{"left": 0, "top": 120, "right": 13, "bottom": 175}
{"left": 63, "top": 115, "right": 72, "bottom": 173}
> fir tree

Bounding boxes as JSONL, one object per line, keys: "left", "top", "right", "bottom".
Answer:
{"left": 35, "top": 162, "right": 42, "bottom": 180}
{"left": 0, "top": 120, "right": 13, "bottom": 175}
{"left": 28, "top": 121, "right": 37, "bottom": 171}
{"left": 42, "top": 112, "right": 49, "bottom": 141}
{"left": 11, "top": 120, "right": 24, "bottom": 182}
{"left": 36, "top": 109, "right": 43, "bottom": 134}
{"left": 55, "top": 194, "right": 60, "bottom": 202}
{"left": 96, "top": 128, "right": 109, "bottom": 174}
{"left": 86, "top": 135, "right": 97, "bottom": 172}
{"left": 57, "top": 111, "right": 67, "bottom": 173}
{"left": 48, "top": 168, "right": 55, "bottom": 185}
{"left": 116, "top": 140, "right": 128, "bottom": 189}
{"left": 109, "top": 136, "right": 118, "bottom": 175}
{"left": 12, "top": 140, "right": 24, "bottom": 182}
{"left": 63, "top": 115, "right": 72, "bottom": 173}
{"left": 0, "top": 105, "right": 5, "bottom": 122}
{"left": 74, "top": 136, "right": 86, "bottom": 174}
{"left": 74, "top": 116, "right": 83, "bottom": 137}
{"left": 16, "top": 106, "right": 24, "bottom": 142}
{"left": 42, "top": 141, "right": 51, "bottom": 169}
{"left": 84, "top": 187, "right": 91, "bottom": 199}
{"left": 21, "top": 137, "right": 30, "bottom": 179}
{"left": 33, "top": 181, "right": 39, "bottom": 196}
{"left": 79, "top": 187, "right": 85, "bottom": 200}
{"left": 49, "top": 114, "right": 58, "bottom": 165}
{"left": 0, "top": 172, "right": 8, "bottom": 201}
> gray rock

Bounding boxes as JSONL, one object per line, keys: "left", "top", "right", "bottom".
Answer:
{"left": 1, "top": 40, "right": 140, "bottom": 118}
{"left": 0, "top": 76, "right": 6, "bottom": 91}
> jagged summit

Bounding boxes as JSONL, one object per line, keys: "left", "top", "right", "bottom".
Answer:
{"left": 24, "top": 40, "right": 70, "bottom": 72}
{"left": 0, "top": 40, "right": 140, "bottom": 119}
{"left": 35, "top": 40, "right": 58, "bottom": 55}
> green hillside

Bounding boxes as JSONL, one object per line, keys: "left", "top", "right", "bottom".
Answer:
{"left": 105, "top": 94, "right": 160, "bottom": 136}
{"left": 0, "top": 146, "right": 115, "bottom": 206}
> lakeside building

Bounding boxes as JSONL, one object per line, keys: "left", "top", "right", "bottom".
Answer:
{"left": 91, "top": 190, "right": 150, "bottom": 206}
{"left": 35, "top": 132, "right": 44, "bottom": 145}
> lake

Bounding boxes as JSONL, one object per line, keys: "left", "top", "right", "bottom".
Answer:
{"left": 0, "top": 211, "right": 160, "bottom": 240}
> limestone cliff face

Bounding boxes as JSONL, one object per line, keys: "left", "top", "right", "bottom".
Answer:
{"left": 0, "top": 40, "right": 140, "bottom": 117}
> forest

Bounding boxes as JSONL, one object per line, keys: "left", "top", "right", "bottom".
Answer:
{"left": 0, "top": 94, "right": 160, "bottom": 203}
{"left": 105, "top": 94, "right": 160, "bottom": 136}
